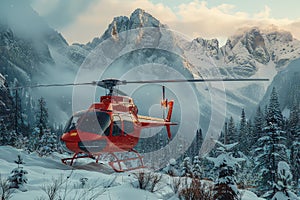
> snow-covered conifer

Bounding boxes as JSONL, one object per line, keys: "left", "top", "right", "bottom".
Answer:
{"left": 238, "top": 109, "right": 248, "bottom": 153}
{"left": 254, "top": 106, "right": 264, "bottom": 137}
{"left": 271, "top": 161, "right": 299, "bottom": 200}
{"left": 162, "top": 158, "right": 179, "bottom": 177}
{"left": 228, "top": 117, "right": 237, "bottom": 144}
{"left": 14, "top": 155, "right": 25, "bottom": 168}
{"left": 254, "top": 88, "right": 288, "bottom": 197}
{"left": 207, "top": 141, "right": 244, "bottom": 200}
{"left": 8, "top": 155, "right": 28, "bottom": 192}
{"left": 180, "top": 157, "right": 193, "bottom": 178}
{"left": 192, "top": 156, "right": 202, "bottom": 179}
{"left": 267, "top": 87, "right": 283, "bottom": 127}
{"left": 255, "top": 122, "right": 288, "bottom": 197}
{"left": 35, "top": 97, "right": 48, "bottom": 138}
{"left": 37, "top": 129, "right": 58, "bottom": 156}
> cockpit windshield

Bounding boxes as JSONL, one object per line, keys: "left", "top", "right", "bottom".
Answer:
{"left": 64, "top": 111, "right": 111, "bottom": 135}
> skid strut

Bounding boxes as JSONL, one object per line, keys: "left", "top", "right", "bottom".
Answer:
{"left": 108, "top": 149, "right": 145, "bottom": 172}
{"left": 61, "top": 149, "right": 145, "bottom": 172}
{"left": 61, "top": 153, "right": 95, "bottom": 166}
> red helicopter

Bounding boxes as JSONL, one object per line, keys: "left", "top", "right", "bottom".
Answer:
{"left": 14, "top": 78, "right": 269, "bottom": 172}
{"left": 60, "top": 79, "right": 177, "bottom": 172}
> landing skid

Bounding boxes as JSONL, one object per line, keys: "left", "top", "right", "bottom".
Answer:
{"left": 61, "top": 149, "right": 146, "bottom": 172}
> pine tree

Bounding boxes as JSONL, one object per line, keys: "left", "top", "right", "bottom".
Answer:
{"left": 37, "top": 129, "right": 58, "bottom": 156}
{"left": 36, "top": 97, "right": 48, "bottom": 138}
{"left": 290, "top": 142, "right": 300, "bottom": 185}
{"left": 0, "top": 119, "right": 17, "bottom": 146}
{"left": 12, "top": 88, "right": 24, "bottom": 135}
{"left": 0, "top": 119, "right": 9, "bottom": 145}
{"left": 254, "top": 88, "right": 288, "bottom": 197}
{"left": 188, "top": 129, "right": 203, "bottom": 158}
{"left": 222, "top": 121, "right": 228, "bottom": 144}
{"left": 254, "top": 106, "right": 264, "bottom": 142}
{"left": 180, "top": 157, "right": 193, "bottom": 177}
{"left": 238, "top": 109, "right": 247, "bottom": 153}
{"left": 271, "top": 161, "right": 299, "bottom": 200}
{"left": 267, "top": 87, "right": 283, "bottom": 127}
{"left": 246, "top": 119, "right": 254, "bottom": 149}
{"left": 192, "top": 156, "right": 202, "bottom": 179}
{"left": 256, "top": 122, "right": 288, "bottom": 197}
{"left": 14, "top": 155, "right": 25, "bottom": 168}
{"left": 207, "top": 141, "right": 244, "bottom": 200}
{"left": 8, "top": 155, "right": 28, "bottom": 192}
{"left": 227, "top": 117, "right": 237, "bottom": 144}
{"left": 288, "top": 102, "right": 300, "bottom": 183}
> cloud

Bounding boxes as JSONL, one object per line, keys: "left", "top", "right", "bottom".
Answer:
{"left": 32, "top": 0, "right": 300, "bottom": 44}
{"left": 30, "top": 0, "right": 96, "bottom": 28}
{"left": 167, "top": 1, "right": 300, "bottom": 44}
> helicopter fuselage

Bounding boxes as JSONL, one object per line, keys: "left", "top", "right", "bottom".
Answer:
{"left": 61, "top": 95, "right": 142, "bottom": 154}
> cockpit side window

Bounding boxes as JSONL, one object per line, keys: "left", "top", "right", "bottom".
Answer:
{"left": 112, "top": 115, "right": 122, "bottom": 136}
{"left": 64, "top": 111, "right": 111, "bottom": 135}
{"left": 121, "top": 115, "right": 134, "bottom": 134}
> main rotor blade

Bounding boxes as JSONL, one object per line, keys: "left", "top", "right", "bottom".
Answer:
{"left": 124, "top": 78, "right": 269, "bottom": 84}
{"left": 5, "top": 78, "right": 269, "bottom": 90}
{"left": 9, "top": 82, "right": 97, "bottom": 90}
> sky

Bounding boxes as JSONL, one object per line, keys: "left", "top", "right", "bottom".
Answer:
{"left": 30, "top": 0, "right": 300, "bottom": 45}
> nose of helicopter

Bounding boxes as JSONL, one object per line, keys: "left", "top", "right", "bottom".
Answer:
{"left": 60, "top": 132, "right": 82, "bottom": 153}
{"left": 60, "top": 131, "right": 107, "bottom": 153}
{"left": 59, "top": 133, "right": 73, "bottom": 153}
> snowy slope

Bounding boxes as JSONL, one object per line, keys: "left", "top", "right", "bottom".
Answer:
{"left": 0, "top": 146, "right": 265, "bottom": 200}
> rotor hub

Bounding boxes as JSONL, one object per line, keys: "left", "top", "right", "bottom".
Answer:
{"left": 97, "top": 79, "right": 125, "bottom": 95}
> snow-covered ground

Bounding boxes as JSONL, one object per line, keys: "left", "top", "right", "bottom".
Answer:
{"left": 0, "top": 146, "right": 264, "bottom": 200}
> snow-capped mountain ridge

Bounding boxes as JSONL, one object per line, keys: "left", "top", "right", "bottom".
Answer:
{"left": 191, "top": 27, "right": 300, "bottom": 75}
{"left": 83, "top": 9, "right": 300, "bottom": 81}
{"left": 86, "top": 8, "right": 166, "bottom": 49}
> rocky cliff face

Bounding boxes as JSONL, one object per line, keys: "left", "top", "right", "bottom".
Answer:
{"left": 0, "top": 0, "right": 81, "bottom": 85}
{"left": 0, "top": 74, "right": 13, "bottom": 122}
{"left": 188, "top": 28, "right": 300, "bottom": 77}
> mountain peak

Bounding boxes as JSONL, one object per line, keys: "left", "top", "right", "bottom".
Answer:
{"left": 232, "top": 26, "right": 293, "bottom": 43}
{"left": 131, "top": 8, "right": 144, "bottom": 16}
{"left": 87, "top": 8, "right": 163, "bottom": 48}
{"left": 129, "top": 8, "right": 162, "bottom": 29}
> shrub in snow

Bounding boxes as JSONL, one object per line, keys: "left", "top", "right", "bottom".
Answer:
{"left": 207, "top": 141, "right": 244, "bottom": 200}
{"left": 179, "top": 178, "right": 214, "bottom": 200}
{"left": 8, "top": 155, "right": 27, "bottom": 192}
{"left": 132, "top": 171, "right": 162, "bottom": 192}
{"left": 39, "top": 175, "right": 105, "bottom": 200}
{"left": 180, "top": 157, "right": 193, "bottom": 178}
{"left": 271, "top": 161, "right": 299, "bottom": 200}
{"left": 79, "top": 177, "right": 88, "bottom": 188}
{"left": 0, "top": 174, "right": 13, "bottom": 200}
{"left": 162, "top": 158, "right": 179, "bottom": 176}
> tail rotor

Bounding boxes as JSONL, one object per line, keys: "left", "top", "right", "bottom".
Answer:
{"left": 161, "top": 85, "right": 168, "bottom": 119}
